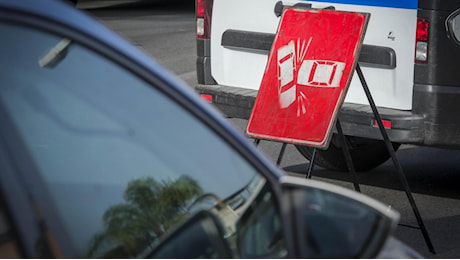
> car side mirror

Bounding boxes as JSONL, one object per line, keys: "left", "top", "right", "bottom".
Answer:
{"left": 446, "top": 8, "right": 460, "bottom": 44}
{"left": 146, "top": 210, "right": 234, "bottom": 258}
{"left": 280, "top": 176, "right": 399, "bottom": 258}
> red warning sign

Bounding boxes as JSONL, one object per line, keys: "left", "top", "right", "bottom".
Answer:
{"left": 246, "top": 8, "right": 369, "bottom": 148}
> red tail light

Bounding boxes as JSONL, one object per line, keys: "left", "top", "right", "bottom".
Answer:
{"left": 200, "top": 94, "right": 213, "bottom": 102}
{"left": 196, "top": 0, "right": 213, "bottom": 39}
{"left": 415, "top": 18, "right": 430, "bottom": 63}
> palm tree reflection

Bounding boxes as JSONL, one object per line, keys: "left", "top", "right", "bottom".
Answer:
{"left": 86, "top": 175, "right": 203, "bottom": 258}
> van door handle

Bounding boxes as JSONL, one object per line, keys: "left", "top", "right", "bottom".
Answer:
{"left": 274, "top": 1, "right": 335, "bottom": 17}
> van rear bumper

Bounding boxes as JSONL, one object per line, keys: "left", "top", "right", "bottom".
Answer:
{"left": 413, "top": 83, "right": 460, "bottom": 148}
{"left": 196, "top": 84, "right": 426, "bottom": 144}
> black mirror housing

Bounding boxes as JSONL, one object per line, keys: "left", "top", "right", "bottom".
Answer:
{"left": 446, "top": 8, "right": 460, "bottom": 44}
{"left": 280, "top": 176, "right": 399, "bottom": 258}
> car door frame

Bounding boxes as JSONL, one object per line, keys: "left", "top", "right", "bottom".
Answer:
{"left": 0, "top": 0, "right": 297, "bottom": 257}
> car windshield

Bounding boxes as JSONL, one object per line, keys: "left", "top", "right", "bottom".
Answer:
{"left": 0, "top": 22, "right": 270, "bottom": 258}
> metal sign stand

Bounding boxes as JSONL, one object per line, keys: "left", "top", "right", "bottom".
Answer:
{"left": 303, "top": 119, "right": 361, "bottom": 195}
{"left": 355, "top": 64, "right": 435, "bottom": 254}
{"left": 256, "top": 63, "right": 435, "bottom": 254}
{"left": 247, "top": 6, "right": 435, "bottom": 254}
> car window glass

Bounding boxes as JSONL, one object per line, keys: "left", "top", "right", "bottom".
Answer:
{"left": 0, "top": 200, "right": 20, "bottom": 258}
{"left": 0, "top": 22, "right": 278, "bottom": 258}
{"left": 237, "top": 186, "right": 286, "bottom": 258}
{"left": 301, "top": 187, "right": 378, "bottom": 258}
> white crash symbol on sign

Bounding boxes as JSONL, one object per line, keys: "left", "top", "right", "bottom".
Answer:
{"left": 277, "top": 39, "right": 345, "bottom": 116}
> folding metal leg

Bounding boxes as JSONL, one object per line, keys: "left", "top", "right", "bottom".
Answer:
{"left": 273, "top": 141, "right": 316, "bottom": 179}
{"left": 336, "top": 119, "right": 361, "bottom": 192}
{"left": 356, "top": 64, "right": 435, "bottom": 254}
{"left": 261, "top": 138, "right": 315, "bottom": 179}
{"left": 276, "top": 143, "right": 287, "bottom": 166}
{"left": 306, "top": 148, "right": 317, "bottom": 179}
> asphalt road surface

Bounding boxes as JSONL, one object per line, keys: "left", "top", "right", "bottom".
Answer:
{"left": 79, "top": 0, "right": 460, "bottom": 257}
{"left": 78, "top": 0, "right": 197, "bottom": 87}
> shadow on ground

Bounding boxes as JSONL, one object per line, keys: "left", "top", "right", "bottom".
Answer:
{"left": 284, "top": 146, "right": 460, "bottom": 200}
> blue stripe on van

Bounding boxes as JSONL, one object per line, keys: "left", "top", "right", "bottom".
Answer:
{"left": 304, "top": 0, "right": 417, "bottom": 9}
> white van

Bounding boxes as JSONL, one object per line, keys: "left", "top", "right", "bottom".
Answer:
{"left": 196, "top": 0, "right": 460, "bottom": 171}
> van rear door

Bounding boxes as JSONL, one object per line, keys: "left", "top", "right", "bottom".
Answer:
{"left": 210, "top": 0, "right": 418, "bottom": 110}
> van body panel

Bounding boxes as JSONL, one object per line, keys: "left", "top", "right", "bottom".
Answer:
{"left": 197, "top": 0, "right": 460, "bottom": 148}
{"left": 211, "top": 0, "right": 417, "bottom": 110}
